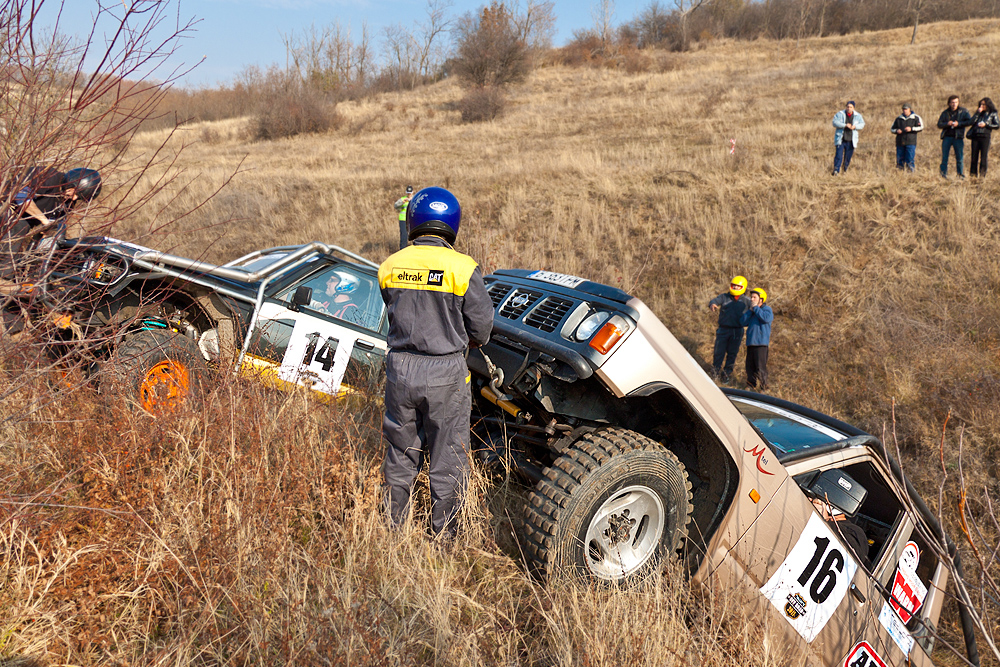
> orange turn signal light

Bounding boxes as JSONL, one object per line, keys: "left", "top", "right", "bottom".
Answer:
{"left": 589, "top": 321, "right": 625, "bottom": 354}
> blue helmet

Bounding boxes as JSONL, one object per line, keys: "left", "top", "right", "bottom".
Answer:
{"left": 406, "top": 186, "right": 461, "bottom": 244}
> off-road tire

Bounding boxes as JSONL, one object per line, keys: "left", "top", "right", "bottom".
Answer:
{"left": 104, "top": 329, "right": 208, "bottom": 414}
{"left": 521, "top": 428, "right": 693, "bottom": 583}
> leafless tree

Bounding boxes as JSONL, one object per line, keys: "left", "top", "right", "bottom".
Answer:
{"left": 908, "top": 0, "right": 941, "bottom": 44}
{"left": 510, "top": 0, "right": 558, "bottom": 53}
{"left": 415, "top": 0, "right": 454, "bottom": 80}
{"left": 452, "top": 1, "right": 530, "bottom": 89}
{"left": 0, "top": 0, "right": 238, "bottom": 408}
{"left": 795, "top": 0, "right": 815, "bottom": 47}
{"left": 381, "top": 23, "right": 421, "bottom": 90}
{"left": 592, "top": 0, "right": 617, "bottom": 55}
{"left": 633, "top": 1, "right": 671, "bottom": 47}
{"left": 673, "top": 0, "right": 709, "bottom": 51}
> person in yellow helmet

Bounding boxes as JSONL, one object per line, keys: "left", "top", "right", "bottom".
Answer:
{"left": 740, "top": 287, "right": 773, "bottom": 390}
{"left": 708, "top": 275, "right": 750, "bottom": 382}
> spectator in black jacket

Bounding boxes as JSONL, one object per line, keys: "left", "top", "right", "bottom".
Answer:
{"left": 708, "top": 275, "right": 750, "bottom": 382}
{"left": 937, "top": 95, "right": 973, "bottom": 178}
{"left": 890, "top": 103, "right": 923, "bottom": 172}
{"left": 968, "top": 97, "right": 1000, "bottom": 178}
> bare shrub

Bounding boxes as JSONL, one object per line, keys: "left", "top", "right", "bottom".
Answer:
{"left": 553, "top": 30, "right": 605, "bottom": 66}
{"left": 247, "top": 68, "right": 343, "bottom": 141}
{"left": 457, "top": 86, "right": 508, "bottom": 123}
{"left": 452, "top": 2, "right": 530, "bottom": 89}
{"left": 621, "top": 45, "right": 654, "bottom": 72}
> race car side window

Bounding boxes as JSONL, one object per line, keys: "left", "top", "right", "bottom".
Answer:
{"left": 796, "top": 461, "right": 905, "bottom": 570}
{"left": 279, "top": 265, "right": 384, "bottom": 333}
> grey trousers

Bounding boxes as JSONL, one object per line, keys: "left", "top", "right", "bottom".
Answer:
{"left": 382, "top": 350, "right": 471, "bottom": 536}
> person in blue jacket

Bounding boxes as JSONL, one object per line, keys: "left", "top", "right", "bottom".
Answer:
{"left": 740, "top": 287, "right": 773, "bottom": 390}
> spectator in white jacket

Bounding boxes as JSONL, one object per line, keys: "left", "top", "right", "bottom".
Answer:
{"left": 832, "top": 101, "right": 865, "bottom": 175}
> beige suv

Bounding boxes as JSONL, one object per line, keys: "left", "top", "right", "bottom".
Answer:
{"left": 468, "top": 269, "right": 972, "bottom": 667}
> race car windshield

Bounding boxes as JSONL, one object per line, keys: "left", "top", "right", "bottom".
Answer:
{"left": 729, "top": 397, "right": 846, "bottom": 455}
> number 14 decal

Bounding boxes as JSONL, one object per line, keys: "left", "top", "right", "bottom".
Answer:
{"left": 761, "top": 513, "right": 859, "bottom": 642}
{"left": 278, "top": 319, "right": 358, "bottom": 396}
{"left": 302, "top": 332, "right": 338, "bottom": 372}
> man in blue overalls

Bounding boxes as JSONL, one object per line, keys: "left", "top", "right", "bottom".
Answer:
{"left": 378, "top": 187, "right": 494, "bottom": 538}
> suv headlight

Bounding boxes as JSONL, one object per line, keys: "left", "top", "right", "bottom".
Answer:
{"left": 575, "top": 311, "right": 611, "bottom": 341}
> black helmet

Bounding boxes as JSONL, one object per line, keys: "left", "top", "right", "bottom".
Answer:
{"left": 63, "top": 168, "right": 102, "bottom": 201}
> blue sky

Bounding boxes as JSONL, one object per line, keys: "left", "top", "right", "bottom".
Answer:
{"left": 41, "top": 0, "right": 651, "bottom": 88}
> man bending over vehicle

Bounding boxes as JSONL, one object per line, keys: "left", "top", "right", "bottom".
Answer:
{"left": 1, "top": 167, "right": 102, "bottom": 286}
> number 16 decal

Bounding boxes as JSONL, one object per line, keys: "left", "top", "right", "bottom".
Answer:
{"left": 761, "top": 513, "right": 859, "bottom": 642}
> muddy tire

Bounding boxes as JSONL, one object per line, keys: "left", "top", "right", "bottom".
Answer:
{"left": 104, "top": 329, "right": 208, "bottom": 414}
{"left": 521, "top": 428, "right": 692, "bottom": 583}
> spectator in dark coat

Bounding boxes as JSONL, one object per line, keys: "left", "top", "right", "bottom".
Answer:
{"left": 937, "top": 95, "right": 973, "bottom": 178}
{"left": 890, "top": 103, "right": 923, "bottom": 172}
{"left": 739, "top": 288, "right": 773, "bottom": 390}
{"left": 968, "top": 97, "right": 1000, "bottom": 178}
{"left": 708, "top": 275, "right": 750, "bottom": 382}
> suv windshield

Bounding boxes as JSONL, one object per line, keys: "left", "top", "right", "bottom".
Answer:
{"left": 730, "top": 396, "right": 846, "bottom": 455}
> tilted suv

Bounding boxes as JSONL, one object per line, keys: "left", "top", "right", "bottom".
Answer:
{"left": 466, "top": 268, "right": 970, "bottom": 667}
{"left": 6, "top": 235, "right": 388, "bottom": 411}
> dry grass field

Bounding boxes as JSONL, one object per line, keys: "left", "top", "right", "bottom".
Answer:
{"left": 3, "top": 17, "right": 1000, "bottom": 666}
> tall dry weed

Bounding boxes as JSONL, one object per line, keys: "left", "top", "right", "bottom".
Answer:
{"left": 0, "top": 371, "right": 776, "bottom": 665}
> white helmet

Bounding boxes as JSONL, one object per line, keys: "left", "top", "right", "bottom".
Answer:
{"left": 331, "top": 271, "right": 360, "bottom": 294}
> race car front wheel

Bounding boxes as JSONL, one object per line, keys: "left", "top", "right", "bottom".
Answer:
{"left": 104, "top": 328, "right": 208, "bottom": 414}
{"left": 520, "top": 428, "right": 692, "bottom": 584}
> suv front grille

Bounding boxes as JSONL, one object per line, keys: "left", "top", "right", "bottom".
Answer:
{"left": 487, "top": 282, "right": 512, "bottom": 309}
{"left": 498, "top": 288, "right": 542, "bottom": 320}
{"left": 525, "top": 296, "right": 574, "bottom": 332}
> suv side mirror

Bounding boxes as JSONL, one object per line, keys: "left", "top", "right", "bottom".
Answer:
{"left": 798, "top": 469, "right": 868, "bottom": 517}
{"left": 290, "top": 285, "right": 312, "bottom": 311}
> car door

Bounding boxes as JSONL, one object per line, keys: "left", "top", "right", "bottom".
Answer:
{"left": 777, "top": 455, "right": 942, "bottom": 667}
{"left": 241, "top": 262, "right": 388, "bottom": 399}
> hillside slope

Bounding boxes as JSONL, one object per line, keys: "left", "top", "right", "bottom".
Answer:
{"left": 118, "top": 19, "right": 1000, "bottom": 456}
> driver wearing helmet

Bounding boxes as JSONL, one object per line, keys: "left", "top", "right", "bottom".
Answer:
{"left": 378, "top": 186, "right": 494, "bottom": 539}
{"left": 1, "top": 166, "right": 102, "bottom": 285}
{"left": 310, "top": 270, "right": 364, "bottom": 325}
{"left": 708, "top": 275, "right": 750, "bottom": 382}
{"left": 7, "top": 167, "right": 102, "bottom": 230}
